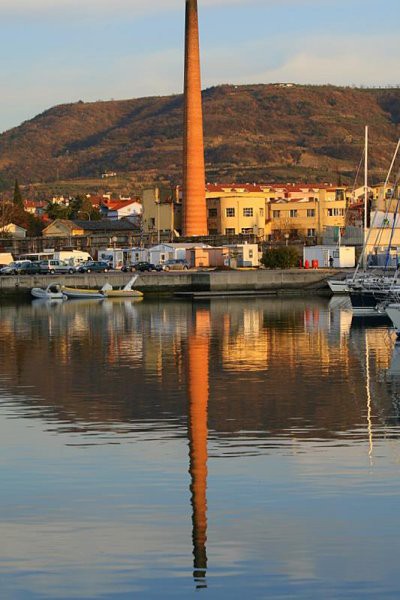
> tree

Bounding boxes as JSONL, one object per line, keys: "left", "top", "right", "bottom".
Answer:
{"left": 13, "top": 179, "right": 23, "bottom": 208}
{"left": 261, "top": 247, "right": 300, "bottom": 269}
{"left": 0, "top": 198, "right": 17, "bottom": 234}
{"left": 45, "top": 202, "right": 70, "bottom": 220}
{"left": 12, "top": 210, "right": 45, "bottom": 236}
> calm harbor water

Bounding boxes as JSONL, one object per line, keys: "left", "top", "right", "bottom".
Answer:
{"left": 1, "top": 295, "right": 400, "bottom": 599}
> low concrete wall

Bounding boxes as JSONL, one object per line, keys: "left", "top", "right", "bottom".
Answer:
{"left": 0, "top": 268, "right": 339, "bottom": 298}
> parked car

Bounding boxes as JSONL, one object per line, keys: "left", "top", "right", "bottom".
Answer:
{"left": 125, "top": 262, "right": 162, "bottom": 272}
{"left": 22, "top": 262, "right": 43, "bottom": 275}
{"left": 162, "top": 259, "right": 190, "bottom": 271}
{"left": 77, "top": 261, "right": 110, "bottom": 273}
{"left": 39, "top": 259, "right": 77, "bottom": 274}
{"left": 0, "top": 260, "right": 35, "bottom": 275}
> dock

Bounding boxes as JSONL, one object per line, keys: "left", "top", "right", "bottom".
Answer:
{"left": 0, "top": 268, "right": 342, "bottom": 299}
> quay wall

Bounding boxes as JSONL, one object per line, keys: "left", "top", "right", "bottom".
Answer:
{"left": 0, "top": 269, "right": 340, "bottom": 299}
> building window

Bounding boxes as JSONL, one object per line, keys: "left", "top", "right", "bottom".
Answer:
{"left": 208, "top": 208, "right": 217, "bottom": 218}
{"left": 307, "top": 209, "right": 315, "bottom": 217}
{"left": 290, "top": 210, "right": 298, "bottom": 218}
{"left": 241, "top": 228, "right": 253, "bottom": 235}
{"left": 226, "top": 208, "right": 235, "bottom": 218}
{"left": 249, "top": 250, "right": 254, "bottom": 258}
{"left": 307, "top": 228, "right": 316, "bottom": 237}
{"left": 259, "top": 208, "right": 264, "bottom": 217}
{"left": 243, "top": 208, "right": 253, "bottom": 217}
{"left": 225, "top": 228, "right": 235, "bottom": 235}
{"left": 336, "top": 190, "right": 345, "bottom": 201}
{"left": 327, "top": 208, "right": 344, "bottom": 217}
{"left": 273, "top": 210, "right": 280, "bottom": 218}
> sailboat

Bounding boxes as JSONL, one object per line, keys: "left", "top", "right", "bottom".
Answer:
{"left": 347, "top": 130, "right": 400, "bottom": 315}
{"left": 328, "top": 126, "right": 371, "bottom": 295}
{"left": 329, "top": 130, "right": 400, "bottom": 307}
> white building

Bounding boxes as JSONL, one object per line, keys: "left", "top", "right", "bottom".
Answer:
{"left": 303, "top": 245, "right": 355, "bottom": 268}
{"left": 0, "top": 223, "right": 27, "bottom": 239}
{"left": 148, "top": 243, "right": 210, "bottom": 266}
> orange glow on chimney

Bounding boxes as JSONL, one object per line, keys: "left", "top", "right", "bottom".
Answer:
{"left": 183, "top": 0, "right": 208, "bottom": 237}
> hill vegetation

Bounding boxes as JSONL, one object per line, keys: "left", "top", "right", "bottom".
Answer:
{"left": 0, "top": 84, "right": 399, "bottom": 191}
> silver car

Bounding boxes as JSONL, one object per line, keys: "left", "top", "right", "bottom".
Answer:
{"left": 0, "top": 261, "right": 32, "bottom": 275}
{"left": 39, "top": 259, "right": 77, "bottom": 274}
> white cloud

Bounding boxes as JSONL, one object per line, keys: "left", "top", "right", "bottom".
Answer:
{"left": 0, "top": 28, "right": 398, "bottom": 132}
{"left": 202, "top": 33, "right": 400, "bottom": 88}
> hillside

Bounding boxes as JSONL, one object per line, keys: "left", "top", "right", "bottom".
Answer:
{"left": 0, "top": 84, "right": 399, "bottom": 190}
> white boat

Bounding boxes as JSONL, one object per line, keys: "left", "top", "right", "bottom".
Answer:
{"left": 31, "top": 283, "right": 67, "bottom": 300}
{"left": 328, "top": 279, "right": 350, "bottom": 293}
{"left": 62, "top": 276, "right": 143, "bottom": 300}
{"left": 385, "top": 303, "right": 400, "bottom": 331}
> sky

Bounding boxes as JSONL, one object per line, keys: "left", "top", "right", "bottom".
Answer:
{"left": 0, "top": 0, "right": 398, "bottom": 132}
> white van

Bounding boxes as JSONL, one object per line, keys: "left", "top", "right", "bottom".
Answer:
{"left": 53, "top": 250, "right": 92, "bottom": 266}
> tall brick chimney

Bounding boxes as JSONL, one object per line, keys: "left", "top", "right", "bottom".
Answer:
{"left": 183, "top": 0, "right": 208, "bottom": 237}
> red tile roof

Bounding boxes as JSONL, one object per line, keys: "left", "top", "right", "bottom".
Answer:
{"left": 205, "top": 183, "right": 344, "bottom": 194}
{"left": 106, "top": 200, "right": 140, "bottom": 211}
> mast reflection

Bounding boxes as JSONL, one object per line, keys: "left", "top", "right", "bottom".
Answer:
{"left": 188, "top": 307, "right": 210, "bottom": 588}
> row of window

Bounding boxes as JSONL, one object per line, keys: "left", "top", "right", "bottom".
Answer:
{"left": 220, "top": 227, "right": 315, "bottom": 237}
{"left": 209, "top": 208, "right": 264, "bottom": 218}
{"left": 210, "top": 208, "right": 344, "bottom": 219}
{"left": 225, "top": 228, "right": 264, "bottom": 235}
{"left": 272, "top": 208, "right": 344, "bottom": 218}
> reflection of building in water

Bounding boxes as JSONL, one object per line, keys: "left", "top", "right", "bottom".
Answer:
{"left": 217, "top": 299, "right": 352, "bottom": 375}
{"left": 187, "top": 308, "right": 210, "bottom": 587}
{"left": 0, "top": 298, "right": 399, "bottom": 443}
{"left": 222, "top": 309, "right": 269, "bottom": 372}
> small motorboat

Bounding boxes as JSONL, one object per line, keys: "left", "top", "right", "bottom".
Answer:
{"left": 31, "top": 283, "right": 67, "bottom": 300}
{"left": 62, "top": 276, "right": 143, "bottom": 300}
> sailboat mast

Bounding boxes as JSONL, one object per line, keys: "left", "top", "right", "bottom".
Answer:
{"left": 363, "top": 125, "right": 368, "bottom": 270}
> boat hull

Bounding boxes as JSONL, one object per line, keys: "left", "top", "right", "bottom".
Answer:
{"left": 328, "top": 279, "right": 349, "bottom": 294}
{"left": 31, "top": 287, "right": 66, "bottom": 300}
{"left": 103, "top": 290, "right": 143, "bottom": 298}
{"left": 386, "top": 305, "right": 400, "bottom": 330}
{"left": 62, "top": 287, "right": 104, "bottom": 299}
{"left": 349, "top": 289, "right": 389, "bottom": 316}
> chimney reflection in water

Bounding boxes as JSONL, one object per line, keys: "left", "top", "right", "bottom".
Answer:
{"left": 188, "top": 308, "right": 210, "bottom": 588}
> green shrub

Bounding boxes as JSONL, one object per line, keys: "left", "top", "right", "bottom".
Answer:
{"left": 261, "top": 246, "right": 299, "bottom": 269}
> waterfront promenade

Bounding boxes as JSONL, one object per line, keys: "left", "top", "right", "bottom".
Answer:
{"left": 0, "top": 268, "right": 341, "bottom": 298}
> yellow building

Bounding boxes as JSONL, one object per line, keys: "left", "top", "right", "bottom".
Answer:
{"left": 206, "top": 184, "right": 347, "bottom": 241}
{"left": 142, "top": 183, "right": 348, "bottom": 241}
{"left": 142, "top": 187, "right": 182, "bottom": 240}
{"left": 207, "top": 195, "right": 267, "bottom": 238}
{"left": 269, "top": 188, "right": 346, "bottom": 240}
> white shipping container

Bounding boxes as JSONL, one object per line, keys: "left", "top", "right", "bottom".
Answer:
{"left": 303, "top": 245, "right": 355, "bottom": 268}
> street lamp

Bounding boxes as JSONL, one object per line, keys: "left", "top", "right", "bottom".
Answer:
{"left": 156, "top": 199, "right": 161, "bottom": 245}
{"left": 284, "top": 232, "right": 289, "bottom": 246}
